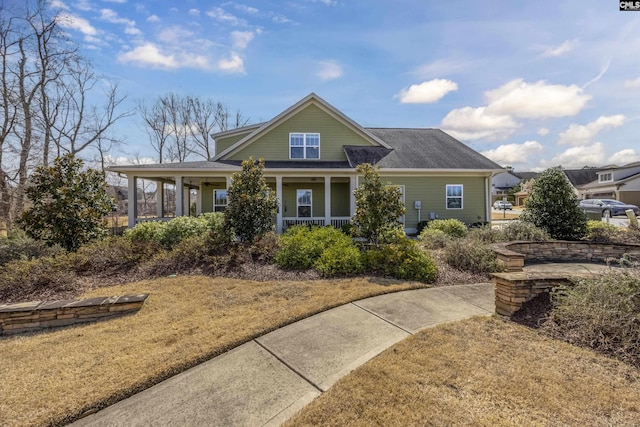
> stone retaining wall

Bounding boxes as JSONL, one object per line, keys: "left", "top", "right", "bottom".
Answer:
{"left": 491, "top": 241, "right": 640, "bottom": 316}
{"left": 492, "top": 241, "right": 640, "bottom": 272}
{"left": 0, "top": 294, "right": 148, "bottom": 335}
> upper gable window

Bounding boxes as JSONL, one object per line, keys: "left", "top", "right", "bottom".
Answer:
{"left": 290, "top": 133, "right": 320, "bottom": 159}
{"left": 598, "top": 172, "right": 613, "bottom": 182}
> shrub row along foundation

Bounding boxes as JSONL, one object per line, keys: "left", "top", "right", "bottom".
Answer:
{"left": 0, "top": 294, "right": 148, "bottom": 335}
{"left": 491, "top": 241, "right": 640, "bottom": 316}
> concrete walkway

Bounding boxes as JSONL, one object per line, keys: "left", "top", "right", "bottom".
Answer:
{"left": 72, "top": 283, "right": 495, "bottom": 427}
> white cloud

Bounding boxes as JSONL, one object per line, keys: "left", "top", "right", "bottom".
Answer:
{"left": 157, "top": 26, "right": 194, "bottom": 43}
{"left": 396, "top": 79, "right": 458, "bottom": 104}
{"left": 50, "top": 0, "right": 69, "bottom": 10}
{"left": 147, "top": 14, "right": 160, "bottom": 22}
{"left": 273, "top": 15, "right": 292, "bottom": 24}
{"left": 485, "top": 79, "right": 591, "bottom": 119}
{"left": 558, "top": 115, "right": 626, "bottom": 146}
{"left": 317, "top": 60, "right": 343, "bottom": 81}
{"left": 75, "top": 0, "right": 93, "bottom": 11}
{"left": 625, "top": 76, "right": 640, "bottom": 89}
{"left": 542, "top": 39, "right": 579, "bottom": 57}
{"left": 207, "top": 7, "right": 242, "bottom": 25}
{"left": 411, "top": 58, "right": 472, "bottom": 79}
{"left": 218, "top": 53, "right": 245, "bottom": 74}
{"left": 537, "top": 128, "right": 549, "bottom": 136}
{"left": 540, "top": 143, "right": 606, "bottom": 169}
{"left": 99, "top": 8, "right": 140, "bottom": 35}
{"left": 57, "top": 12, "right": 97, "bottom": 35}
{"left": 235, "top": 4, "right": 259, "bottom": 14}
{"left": 481, "top": 141, "right": 544, "bottom": 166}
{"left": 608, "top": 149, "right": 640, "bottom": 165}
{"left": 102, "top": 0, "right": 127, "bottom": 3}
{"left": 312, "top": 0, "right": 337, "bottom": 5}
{"left": 231, "top": 31, "right": 255, "bottom": 50}
{"left": 441, "top": 106, "right": 519, "bottom": 141}
{"left": 189, "top": 8, "right": 200, "bottom": 16}
{"left": 117, "top": 43, "right": 178, "bottom": 68}
{"left": 124, "top": 26, "right": 142, "bottom": 35}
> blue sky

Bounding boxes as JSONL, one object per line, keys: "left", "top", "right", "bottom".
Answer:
{"left": 52, "top": 0, "right": 640, "bottom": 172}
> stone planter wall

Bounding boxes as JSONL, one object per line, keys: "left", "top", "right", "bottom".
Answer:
{"left": 0, "top": 294, "right": 148, "bottom": 335}
{"left": 491, "top": 241, "right": 640, "bottom": 316}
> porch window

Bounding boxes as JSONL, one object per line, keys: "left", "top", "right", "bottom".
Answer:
{"left": 297, "top": 189, "right": 312, "bottom": 217}
{"left": 446, "top": 184, "right": 463, "bottom": 209}
{"left": 290, "top": 133, "right": 320, "bottom": 159}
{"left": 214, "top": 189, "right": 228, "bottom": 212}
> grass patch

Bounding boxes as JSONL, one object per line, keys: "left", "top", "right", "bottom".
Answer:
{"left": 0, "top": 276, "right": 425, "bottom": 427}
{"left": 287, "top": 317, "right": 640, "bottom": 427}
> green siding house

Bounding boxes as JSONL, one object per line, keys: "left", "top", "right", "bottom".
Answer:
{"left": 110, "top": 93, "right": 503, "bottom": 233}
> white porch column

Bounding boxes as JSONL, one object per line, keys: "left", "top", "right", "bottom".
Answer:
{"left": 127, "top": 175, "right": 138, "bottom": 228}
{"left": 156, "top": 181, "right": 164, "bottom": 218}
{"left": 183, "top": 186, "right": 191, "bottom": 216}
{"left": 175, "top": 176, "right": 184, "bottom": 217}
{"left": 324, "top": 176, "right": 331, "bottom": 227}
{"left": 196, "top": 184, "right": 203, "bottom": 216}
{"left": 349, "top": 175, "right": 357, "bottom": 217}
{"left": 276, "top": 176, "right": 283, "bottom": 233}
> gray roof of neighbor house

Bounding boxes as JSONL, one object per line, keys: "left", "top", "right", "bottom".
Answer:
{"left": 563, "top": 168, "right": 602, "bottom": 187}
{"left": 365, "top": 128, "right": 502, "bottom": 170}
{"left": 513, "top": 172, "right": 539, "bottom": 181}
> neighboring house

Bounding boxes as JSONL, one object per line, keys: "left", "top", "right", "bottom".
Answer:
{"left": 108, "top": 93, "right": 503, "bottom": 234}
{"left": 490, "top": 170, "right": 521, "bottom": 202}
{"left": 578, "top": 162, "right": 640, "bottom": 205}
{"left": 512, "top": 168, "right": 602, "bottom": 206}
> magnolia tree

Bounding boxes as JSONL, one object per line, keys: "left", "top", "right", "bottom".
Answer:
{"left": 520, "top": 167, "right": 587, "bottom": 240}
{"left": 352, "top": 163, "right": 406, "bottom": 245}
{"left": 18, "top": 154, "right": 115, "bottom": 251}
{"left": 225, "top": 157, "right": 278, "bottom": 242}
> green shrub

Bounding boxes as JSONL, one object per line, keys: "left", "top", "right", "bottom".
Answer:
{"left": 275, "top": 226, "right": 359, "bottom": 271}
{"left": 498, "top": 221, "right": 550, "bottom": 242}
{"left": 542, "top": 270, "right": 640, "bottom": 367}
{"left": 363, "top": 238, "right": 438, "bottom": 283}
{"left": 0, "top": 237, "right": 66, "bottom": 266}
{"left": 426, "top": 218, "right": 468, "bottom": 238}
{"left": 584, "top": 220, "right": 620, "bottom": 243}
{"left": 418, "top": 228, "right": 452, "bottom": 249}
{"left": 379, "top": 225, "right": 406, "bottom": 244}
{"left": 444, "top": 239, "right": 503, "bottom": 274}
{"left": 124, "top": 221, "right": 167, "bottom": 245}
{"left": 161, "top": 216, "right": 210, "bottom": 248}
{"left": 315, "top": 243, "right": 364, "bottom": 276}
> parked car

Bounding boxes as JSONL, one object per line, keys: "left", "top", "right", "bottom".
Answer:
{"left": 579, "top": 199, "right": 640, "bottom": 218}
{"left": 493, "top": 200, "right": 513, "bottom": 210}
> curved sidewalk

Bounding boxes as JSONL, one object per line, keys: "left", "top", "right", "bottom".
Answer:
{"left": 72, "top": 283, "right": 495, "bottom": 427}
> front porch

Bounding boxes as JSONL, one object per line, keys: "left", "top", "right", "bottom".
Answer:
{"left": 125, "top": 173, "right": 358, "bottom": 234}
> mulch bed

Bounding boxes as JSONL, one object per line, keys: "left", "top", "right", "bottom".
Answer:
{"left": 510, "top": 292, "right": 553, "bottom": 329}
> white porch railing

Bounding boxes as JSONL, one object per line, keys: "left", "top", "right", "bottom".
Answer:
{"left": 283, "top": 217, "right": 351, "bottom": 230}
{"left": 135, "top": 217, "right": 174, "bottom": 223}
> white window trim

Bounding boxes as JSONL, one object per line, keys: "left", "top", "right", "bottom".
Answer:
{"left": 289, "top": 132, "right": 321, "bottom": 160}
{"left": 214, "top": 189, "right": 228, "bottom": 212}
{"left": 446, "top": 184, "right": 463, "bottom": 210}
{"left": 296, "top": 189, "right": 313, "bottom": 217}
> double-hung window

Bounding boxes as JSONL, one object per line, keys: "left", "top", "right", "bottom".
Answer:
{"left": 599, "top": 172, "right": 612, "bottom": 182}
{"left": 446, "top": 185, "right": 463, "bottom": 209}
{"left": 290, "top": 133, "right": 320, "bottom": 159}
{"left": 214, "top": 189, "right": 228, "bottom": 212}
{"left": 297, "top": 189, "right": 312, "bottom": 217}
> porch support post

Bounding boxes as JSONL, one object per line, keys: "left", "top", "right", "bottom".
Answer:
{"left": 324, "top": 176, "right": 331, "bottom": 227}
{"left": 276, "top": 176, "right": 283, "bottom": 233}
{"left": 175, "top": 176, "right": 184, "bottom": 217}
{"left": 196, "top": 184, "right": 203, "bottom": 216}
{"left": 184, "top": 186, "right": 191, "bottom": 216}
{"left": 349, "top": 175, "right": 357, "bottom": 217}
{"left": 156, "top": 181, "right": 164, "bottom": 218}
{"left": 127, "top": 175, "right": 138, "bottom": 228}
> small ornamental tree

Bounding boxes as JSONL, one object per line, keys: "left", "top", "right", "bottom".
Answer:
{"left": 352, "top": 163, "right": 406, "bottom": 245}
{"left": 520, "top": 167, "right": 587, "bottom": 240}
{"left": 18, "top": 154, "right": 115, "bottom": 251}
{"left": 225, "top": 157, "right": 278, "bottom": 242}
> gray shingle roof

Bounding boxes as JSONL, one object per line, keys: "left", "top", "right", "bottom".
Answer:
{"left": 365, "top": 128, "right": 502, "bottom": 170}
{"left": 563, "top": 168, "right": 602, "bottom": 187}
{"left": 106, "top": 161, "right": 240, "bottom": 171}
{"left": 218, "top": 160, "right": 351, "bottom": 169}
{"left": 343, "top": 145, "right": 393, "bottom": 167}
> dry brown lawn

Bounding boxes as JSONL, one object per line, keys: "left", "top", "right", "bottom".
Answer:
{"left": 287, "top": 316, "right": 640, "bottom": 427}
{"left": 0, "top": 276, "right": 425, "bottom": 427}
{"left": 491, "top": 211, "right": 521, "bottom": 220}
